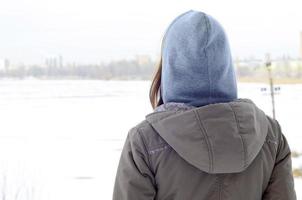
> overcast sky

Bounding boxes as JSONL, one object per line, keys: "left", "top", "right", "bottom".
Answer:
{"left": 0, "top": 0, "right": 302, "bottom": 64}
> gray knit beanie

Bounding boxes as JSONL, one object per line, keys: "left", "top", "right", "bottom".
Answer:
{"left": 161, "top": 10, "right": 238, "bottom": 107}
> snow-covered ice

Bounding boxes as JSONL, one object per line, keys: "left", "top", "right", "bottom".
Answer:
{"left": 0, "top": 80, "right": 301, "bottom": 199}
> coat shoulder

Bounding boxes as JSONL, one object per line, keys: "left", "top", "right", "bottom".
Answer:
{"left": 129, "top": 118, "right": 169, "bottom": 154}
{"left": 264, "top": 114, "right": 290, "bottom": 160}
{"left": 265, "top": 115, "right": 283, "bottom": 143}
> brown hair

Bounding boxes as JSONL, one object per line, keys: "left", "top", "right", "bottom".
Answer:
{"left": 149, "top": 57, "right": 164, "bottom": 109}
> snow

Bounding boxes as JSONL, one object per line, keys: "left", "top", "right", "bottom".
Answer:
{"left": 0, "top": 80, "right": 301, "bottom": 199}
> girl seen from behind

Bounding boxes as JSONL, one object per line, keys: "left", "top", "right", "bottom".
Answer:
{"left": 113, "top": 10, "right": 296, "bottom": 200}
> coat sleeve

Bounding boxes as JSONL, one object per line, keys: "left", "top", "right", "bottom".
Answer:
{"left": 262, "top": 121, "right": 296, "bottom": 200}
{"left": 112, "top": 127, "right": 156, "bottom": 200}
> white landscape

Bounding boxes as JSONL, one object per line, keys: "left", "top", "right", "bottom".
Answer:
{"left": 0, "top": 80, "right": 301, "bottom": 200}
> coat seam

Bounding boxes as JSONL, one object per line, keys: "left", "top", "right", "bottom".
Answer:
{"left": 218, "top": 175, "right": 226, "bottom": 200}
{"left": 144, "top": 120, "right": 173, "bottom": 152}
{"left": 229, "top": 104, "right": 247, "bottom": 168}
{"left": 218, "top": 175, "right": 221, "bottom": 200}
{"left": 193, "top": 110, "right": 214, "bottom": 173}
{"left": 136, "top": 127, "right": 156, "bottom": 177}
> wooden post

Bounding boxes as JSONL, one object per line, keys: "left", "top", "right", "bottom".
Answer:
{"left": 265, "top": 53, "right": 276, "bottom": 119}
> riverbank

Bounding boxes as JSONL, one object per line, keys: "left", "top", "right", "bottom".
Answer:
{"left": 238, "top": 77, "right": 302, "bottom": 84}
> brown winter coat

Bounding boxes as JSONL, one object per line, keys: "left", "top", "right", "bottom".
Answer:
{"left": 112, "top": 98, "right": 296, "bottom": 200}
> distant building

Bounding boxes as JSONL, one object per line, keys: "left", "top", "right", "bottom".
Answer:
{"left": 4, "top": 58, "right": 10, "bottom": 71}
{"left": 58, "top": 55, "right": 63, "bottom": 68}
{"left": 45, "top": 55, "right": 63, "bottom": 68}
{"left": 136, "top": 55, "right": 152, "bottom": 66}
{"left": 0, "top": 58, "right": 10, "bottom": 71}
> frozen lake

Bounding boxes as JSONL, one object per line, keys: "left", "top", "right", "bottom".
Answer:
{"left": 0, "top": 80, "right": 301, "bottom": 199}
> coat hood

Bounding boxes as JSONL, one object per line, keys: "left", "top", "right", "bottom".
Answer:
{"left": 161, "top": 10, "right": 237, "bottom": 107}
{"left": 145, "top": 98, "right": 268, "bottom": 174}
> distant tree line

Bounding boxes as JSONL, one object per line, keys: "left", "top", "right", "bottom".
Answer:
{"left": 236, "top": 63, "right": 302, "bottom": 79}
{"left": 1, "top": 57, "right": 302, "bottom": 80}
{"left": 0, "top": 58, "right": 157, "bottom": 80}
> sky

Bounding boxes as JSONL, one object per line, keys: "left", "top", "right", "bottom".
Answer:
{"left": 0, "top": 0, "right": 302, "bottom": 65}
